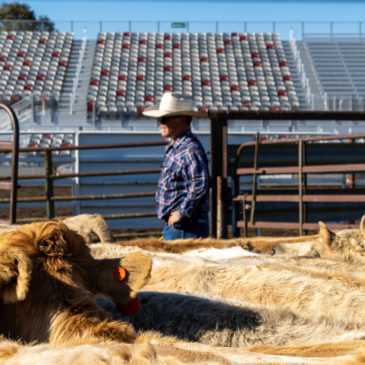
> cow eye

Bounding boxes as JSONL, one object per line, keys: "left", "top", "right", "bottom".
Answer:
{"left": 270, "top": 248, "right": 276, "bottom": 256}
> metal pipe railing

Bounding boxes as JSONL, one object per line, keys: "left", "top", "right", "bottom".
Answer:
{"left": 0, "top": 140, "right": 167, "bottom": 223}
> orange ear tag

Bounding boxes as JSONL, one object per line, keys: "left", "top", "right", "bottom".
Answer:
{"left": 113, "top": 266, "right": 127, "bottom": 281}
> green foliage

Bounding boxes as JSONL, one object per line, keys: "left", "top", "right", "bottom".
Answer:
{"left": 0, "top": 2, "right": 55, "bottom": 31}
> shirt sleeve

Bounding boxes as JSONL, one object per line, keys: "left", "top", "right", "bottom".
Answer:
{"left": 178, "top": 149, "right": 210, "bottom": 220}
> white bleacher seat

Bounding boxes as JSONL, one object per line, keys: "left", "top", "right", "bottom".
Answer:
{"left": 87, "top": 31, "right": 299, "bottom": 116}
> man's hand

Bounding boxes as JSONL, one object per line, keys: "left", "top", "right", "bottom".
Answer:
{"left": 168, "top": 210, "right": 180, "bottom": 226}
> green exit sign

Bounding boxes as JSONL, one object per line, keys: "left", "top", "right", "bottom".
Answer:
{"left": 171, "top": 22, "right": 187, "bottom": 28}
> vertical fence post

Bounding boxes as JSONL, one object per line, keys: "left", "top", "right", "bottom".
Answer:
{"left": 250, "top": 132, "right": 260, "bottom": 226}
{"left": 209, "top": 111, "right": 228, "bottom": 238}
{"left": 0, "top": 104, "right": 20, "bottom": 224}
{"left": 45, "top": 150, "right": 55, "bottom": 219}
{"left": 298, "top": 139, "right": 303, "bottom": 235}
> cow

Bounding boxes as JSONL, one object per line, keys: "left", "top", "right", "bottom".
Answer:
{"left": 0, "top": 220, "right": 151, "bottom": 345}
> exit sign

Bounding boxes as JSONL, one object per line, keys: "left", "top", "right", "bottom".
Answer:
{"left": 171, "top": 22, "right": 187, "bottom": 28}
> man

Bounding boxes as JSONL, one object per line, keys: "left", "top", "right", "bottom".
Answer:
{"left": 143, "top": 92, "right": 210, "bottom": 240}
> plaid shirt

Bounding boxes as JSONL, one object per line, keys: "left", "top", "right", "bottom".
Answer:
{"left": 156, "top": 129, "right": 210, "bottom": 220}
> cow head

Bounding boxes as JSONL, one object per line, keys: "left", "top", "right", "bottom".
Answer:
{"left": 0, "top": 221, "right": 152, "bottom": 307}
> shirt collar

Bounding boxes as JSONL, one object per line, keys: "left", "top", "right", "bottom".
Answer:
{"left": 168, "top": 129, "right": 192, "bottom": 150}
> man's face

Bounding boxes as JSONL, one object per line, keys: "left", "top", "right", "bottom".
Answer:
{"left": 158, "top": 116, "right": 189, "bottom": 141}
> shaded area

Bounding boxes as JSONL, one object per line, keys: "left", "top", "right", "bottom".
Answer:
{"left": 97, "top": 292, "right": 262, "bottom": 343}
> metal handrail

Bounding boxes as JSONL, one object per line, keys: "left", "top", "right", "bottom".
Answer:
{"left": 0, "top": 139, "right": 166, "bottom": 223}
{"left": 234, "top": 133, "right": 365, "bottom": 236}
{"left": 0, "top": 103, "right": 19, "bottom": 224}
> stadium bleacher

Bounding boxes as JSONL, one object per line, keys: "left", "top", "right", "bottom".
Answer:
{"left": 0, "top": 31, "right": 73, "bottom": 104}
{"left": 26, "top": 132, "right": 73, "bottom": 155}
{"left": 1, "top": 26, "right": 365, "bottom": 230}
{"left": 87, "top": 31, "right": 300, "bottom": 116}
{"left": 303, "top": 37, "right": 365, "bottom": 110}
{"left": 0, "top": 29, "right": 363, "bottom": 129}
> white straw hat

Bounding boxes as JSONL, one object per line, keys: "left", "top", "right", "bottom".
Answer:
{"left": 142, "top": 92, "right": 207, "bottom": 118}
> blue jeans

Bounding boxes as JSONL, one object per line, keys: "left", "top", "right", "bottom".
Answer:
{"left": 162, "top": 214, "right": 210, "bottom": 240}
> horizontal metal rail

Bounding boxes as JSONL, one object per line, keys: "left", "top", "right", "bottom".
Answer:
{"left": 0, "top": 169, "right": 161, "bottom": 181}
{"left": 209, "top": 110, "right": 365, "bottom": 121}
{"left": 0, "top": 103, "right": 19, "bottom": 224}
{"left": 0, "top": 140, "right": 167, "bottom": 223}
{"left": 233, "top": 132, "right": 365, "bottom": 236}
{"left": 16, "top": 211, "right": 158, "bottom": 224}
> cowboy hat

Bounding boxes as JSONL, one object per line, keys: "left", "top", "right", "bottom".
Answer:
{"left": 142, "top": 92, "right": 207, "bottom": 118}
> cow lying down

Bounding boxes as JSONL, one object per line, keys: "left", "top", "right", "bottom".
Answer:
{"left": 0, "top": 220, "right": 364, "bottom": 364}
{"left": 0, "top": 220, "right": 152, "bottom": 345}
{"left": 0, "top": 213, "right": 115, "bottom": 244}
{"left": 117, "top": 215, "right": 365, "bottom": 262}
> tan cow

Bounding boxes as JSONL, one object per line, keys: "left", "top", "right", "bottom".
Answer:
{"left": 0, "top": 214, "right": 115, "bottom": 244}
{"left": 117, "top": 234, "right": 320, "bottom": 254}
{"left": 0, "top": 336, "right": 361, "bottom": 365}
{"left": 272, "top": 215, "right": 365, "bottom": 262}
{"left": 127, "top": 291, "right": 365, "bottom": 347}
{"left": 91, "top": 243, "right": 365, "bottom": 326}
{"left": 62, "top": 213, "right": 115, "bottom": 243}
{"left": 0, "top": 220, "right": 151, "bottom": 345}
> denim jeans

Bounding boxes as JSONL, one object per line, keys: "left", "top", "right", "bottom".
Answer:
{"left": 162, "top": 214, "right": 210, "bottom": 240}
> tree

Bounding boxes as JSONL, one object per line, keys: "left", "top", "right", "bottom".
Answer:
{"left": 0, "top": 2, "right": 55, "bottom": 31}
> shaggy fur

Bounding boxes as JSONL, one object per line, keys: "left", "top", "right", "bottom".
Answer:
{"left": 144, "top": 257, "right": 365, "bottom": 325}
{"left": 0, "top": 214, "right": 115, "bottom": 244}
{"left": 1, "top": 336, "right": 358, "bottom": 365}
{"left": 272, "top": 216, "right": 365, "bottom": 262}
{"left": 118, "top": 216, "right": 365, "bottom": 262}
{"left": 63, "top": 214, "right": 115, "bottom": 244}
{"left": 0, "top": 220, "right": 152, "bottom": 345}
{"left": 245, "top": 341, "right": 365, "bottom": 358}
{"left": 126, "top": 291, "right": 365, "bottom": 347}
{"left": 91, "top": 243, "right": 365, "bottom": 327}
{"left": 117, "top": 234, "right": 319, "bottom": 254}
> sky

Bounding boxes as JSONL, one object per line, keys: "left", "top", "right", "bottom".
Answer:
{"left": 5, "top": 0, "right": 365, "bottom": 39}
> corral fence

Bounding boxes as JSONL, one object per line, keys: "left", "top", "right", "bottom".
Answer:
{"left": 232, "top": 133, "right": 365, "bottom": 237}
{"left": 2, "top": 107, "right": 365, "bottom": 238}
{"left": 210, "top": 110, "right": 365, "bottom": 238}
{"left": 0, "top": 138, "right": 167, "bottom": 224}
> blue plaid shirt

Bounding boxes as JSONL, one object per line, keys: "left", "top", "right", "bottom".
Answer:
{"left": 156, "top": 129, "right": 210, "bottom": 221}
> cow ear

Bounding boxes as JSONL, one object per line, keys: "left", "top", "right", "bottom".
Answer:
{"left": 318, "top": 221, "right": 335, "bottom": 258}
{"left": 360, "top": 215, "right": 365, "bottom": 235}
{"left": 319, "top": 221, "right": 336, "bottom": 241}
{"left": 0, "top": 248, "right": 32, "bottom": 303}
{"left": 120, "top": 252, "right": 152, "bottom": 297}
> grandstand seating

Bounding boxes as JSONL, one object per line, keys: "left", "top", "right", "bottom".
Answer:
{"left": 25, "top": 132, "right": 73, "bottom": 156}
{"left": 87, "top": 32, "right": 300, "bottom": 116}
{"left": 304, "top": 38, "right": 365, "bottom": 107}
{"left": 2, "top": 30, "right": 365, "bottom": 122}
{"left": 0, "top": 31, "right": 73, "bottom": 104}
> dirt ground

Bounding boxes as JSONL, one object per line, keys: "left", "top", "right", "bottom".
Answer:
{"left": 0, "top": 186, "right": 316, "bottom": 239}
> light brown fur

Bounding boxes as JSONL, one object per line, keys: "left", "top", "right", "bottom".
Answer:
{"left": 118, "top": 234, "right": 319, "bottom": 254}
{"left": 129, "top": 291, "right": 365, "bottom": 347}
{"left": 142, "top": 253, "right": 365, "bottom": 325}
{"left": 272, "top": 216, "right": 365, "bottom": 263}
{"left": 0, "top": 220, "right": 152, "bottom": 345}
{"left": 1, "top": 335, "right": 359, "bottom": 364}
{"left": 245, "top": 341, "right": 364, "bottom": 358}
{"left": 0, "top": 214, "right": 115, "bottom": 244}
{"left": 62, "top": 214, "right": 115, "bottom": 244}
